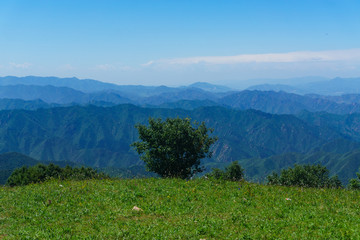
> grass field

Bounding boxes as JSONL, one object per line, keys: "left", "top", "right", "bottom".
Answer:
{"left": 1, "top": 178, "right": 360, "bottom": 239}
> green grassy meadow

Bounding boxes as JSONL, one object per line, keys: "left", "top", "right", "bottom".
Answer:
{"left": 1, "top": 178, "right": 360, "bottom": 239}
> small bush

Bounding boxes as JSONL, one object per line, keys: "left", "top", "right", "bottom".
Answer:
{"left": 267, "top": 164, "right": 342, "bottom": 188}
{"left": 206, "top": 161, "right": 244, "bottom": 181}
{"left": 348, "top": 170, "right": 360, "bottom": 190}
{"left": 6, "top": 164, "right": 109, "bottom": 187}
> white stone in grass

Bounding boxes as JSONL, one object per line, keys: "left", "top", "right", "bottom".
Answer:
{"left": 132, "top": 206, "right": 143, "bottom": 211}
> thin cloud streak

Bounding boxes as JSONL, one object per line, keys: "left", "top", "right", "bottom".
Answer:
{"left": 95, "top": 64, "right": 116, "bottom": 71}
{"left": 144, "top": 49, "right": 360, "bottom": 66}
{"left": 94, "top": 64, "right": 133, "bottom": 71}
{"left": 9, "top": 62, "right": 32, "bottom": 69}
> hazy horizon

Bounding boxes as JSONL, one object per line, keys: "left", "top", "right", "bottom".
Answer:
{"left": 1, "top": 74, "right": 336, "bottom": 88}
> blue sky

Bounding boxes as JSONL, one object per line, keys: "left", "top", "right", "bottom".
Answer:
{"left": 0, "top": 0, "right": 359, "bottom": 87}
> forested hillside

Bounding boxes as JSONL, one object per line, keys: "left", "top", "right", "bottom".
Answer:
{"left": 1, "top": 104, "right": 360, "bottom": 182}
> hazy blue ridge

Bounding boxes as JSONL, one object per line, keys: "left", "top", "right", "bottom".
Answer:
{"left": 3, "top": 76, "right": 360, "bottom": 115}
{"left": 247, "top": 77, "right": 360, "bottom": 96}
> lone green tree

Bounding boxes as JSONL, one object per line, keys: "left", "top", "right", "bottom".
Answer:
{"left": 132, "top": 117, "right": 217, "bottom": 179}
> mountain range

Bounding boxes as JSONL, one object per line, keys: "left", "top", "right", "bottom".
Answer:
{"left": 2, "top": 76, "right": 360, "bottom": 115}
{"left": 1, "top": 76, "right": 360, "bottom": 184}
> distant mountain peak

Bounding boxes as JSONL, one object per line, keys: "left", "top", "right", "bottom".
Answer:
{"left": 188, "top": 82, "right": 232, "bottom": 92}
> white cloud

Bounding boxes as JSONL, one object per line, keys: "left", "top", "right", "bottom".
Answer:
{"left": 9, "top": 62, "right": 32, "bottom": 69}
{"left": 141, "top": 61, "right": 154, "bottom": 67}
{"left": 94, "top": 63, "right": 133, "bottom": 71}
{"left": 95, "top": 64, "right": 115, "bottom": 71}
{"left": 144, "top": 49, "right": 360, "bottom": 66}
{"left": 59, "top": 64, "right": 75, "bottom": 71}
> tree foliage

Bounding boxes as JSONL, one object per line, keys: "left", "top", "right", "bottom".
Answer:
{"left": 348, "top": 170, "right": 360, "bottom": 190}
{"left": 6, "top": 164, "right": 109, "bottom": 187}
{"left": 206, "top": 161, "right": 244, "bottom": 181}
{"left": 267, "top": 164, "right": 342, "bottom": 188}
{"left": 132, "top": 117, "right": 217, "bottom": 179}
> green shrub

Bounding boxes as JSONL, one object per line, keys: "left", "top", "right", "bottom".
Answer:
{"left": 207, "top": 161, "right": 244, "bottom": 181}
{"left": 6, "top": 164, "right": 109, "bottom": 187}
{"left": 267, "top": 164, "right": 342, "bottom": 188}
{"left": 348, "top": 170, "right": 360, "bottom": 190}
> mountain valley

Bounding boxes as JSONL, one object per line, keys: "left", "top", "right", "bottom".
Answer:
{"left": 1, "top": 76, "right": 360, "bottom": 184}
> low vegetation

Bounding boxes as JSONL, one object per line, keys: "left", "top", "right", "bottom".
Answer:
{"left": 348, "top": 168, "right": 360, "bottom": 190}
{"left": 206, "top": 161, "right": 244, "bottom": 181}
{"left": 267, "top": 164, "right": 342, "bottom": 188}
{"left": 6, "top": 164, "right": 108, "bottom": 187}
{"left": 1, "top": 178, "right": 360, "bottom": 239}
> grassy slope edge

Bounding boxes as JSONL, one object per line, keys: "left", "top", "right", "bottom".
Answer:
{"left": 0, "top": 178, "right": 359, "bottom": 239}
